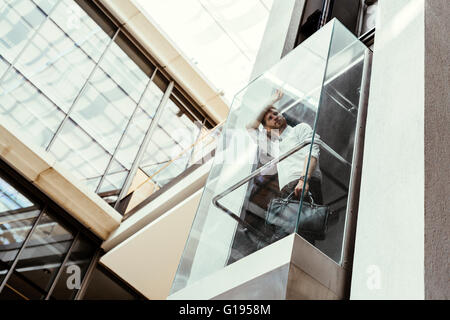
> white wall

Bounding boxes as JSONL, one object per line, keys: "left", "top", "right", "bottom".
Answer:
{"left": 100, "top": 189, "right": 203, "bottom": 300}
{"left": 350, "top": 0, "right": 425, "bottom": 299}
{"left": 250, "top": 0, "right": 300, "bottom": 81}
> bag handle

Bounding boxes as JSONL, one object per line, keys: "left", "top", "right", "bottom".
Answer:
{"left": 285, "top": 191, "right": 315, "bottom": 204}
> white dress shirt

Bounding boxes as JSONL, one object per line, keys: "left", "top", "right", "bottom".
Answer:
{"left": 275, "top": 123, "right": 322, "bottom": 190}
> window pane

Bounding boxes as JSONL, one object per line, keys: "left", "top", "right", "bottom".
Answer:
{"left": 0, "top": 177, "right": 39, "bottom": 285}
{"left": 0, "top": 0, "right": 46, "bottom": 63}
{"left": 97, "top": 170, "right": 128, "bottom": 194}
{"left": 97, "top": 158, "right": 128, "bottom": 195}
{"left": 50, "top": 0, "right": 112, "bottom": 62}
{"left": 113, "top": 109, "right": 150, "bottom": 170}
{"left": 139, "top": 97, "right": 200, "bottom": 186}
{"left": 1, "top": 211, "right": 74, "bottom": 300}
{"left": 113, "top": 81, "right": 164, "bottom": 169}
{"left": 141, "top": 158, "right": 188, "bottom": 187}
{"left": 14, "top": 19, "right": 96, "bottom": 112}
{"left": 98, "top": 37, "right": 149, "bottom": 102}
{"left": 48, "top": 119, "right": 112, "bottom": 185}
{"left": 0, "top": 54, "right": 9, "bottom": 75}
{"left": 83, "top": 177, "right": 102, "bottom": 191}
{"left": 140, "top": 80, "right": 164, "bottom": 117}
{"left": 33, "top": 0, "right": 58, "bottom": 15}
{"left": 70, "top": 68, "right": 137, "bottom": 154}
{"left": 0, "top": 68, "right": 65, "bottom": 149}
{"left": 0, "top": 178, "right": 33, "bottom": 211}
{"left": 82, "top": 266, "right": 139, "bottom": 300}
{"left": 50, "top": 235, "right": 96, "bottom": 300}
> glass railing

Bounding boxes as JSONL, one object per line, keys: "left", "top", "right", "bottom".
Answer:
{"left": 170, "top": 19, "right": 370, "bottom": 294}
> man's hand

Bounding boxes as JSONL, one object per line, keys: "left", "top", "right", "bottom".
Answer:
{"left": 294, "top": 179, "right": 309, "bottom": 198}
{"left": 246, "top": 89, "right": 283, "bottom": 130}
{"left": 271, "top": 89, "right": 284, "bottom": 103}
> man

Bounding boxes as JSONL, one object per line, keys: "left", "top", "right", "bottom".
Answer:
{"left": 247, "top": 93, "right": 323, "bottom": 204}
{"left": 247, "top": 92, "right": 323, "bottom": 244}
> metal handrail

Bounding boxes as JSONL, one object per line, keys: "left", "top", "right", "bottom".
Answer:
{"left": 211, "top": 137, "right": 349, "bottom": 236}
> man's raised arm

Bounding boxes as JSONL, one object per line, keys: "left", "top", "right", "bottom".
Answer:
{"left": 246, "top": 89, "right": 284, "bottom": 130}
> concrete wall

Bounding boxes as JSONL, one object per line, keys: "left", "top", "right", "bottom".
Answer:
{"left": 351, "top": 0, "right": 425, "bottom": 299}
{"left": 102, "top": 160, "right": 211, "bottom": 251}
{"left": 250, "top": 0, "right": 303, "bottom": 81}
{"left": 100, "top": 189, "right": 203, "bottom": 300}
{"left": 424, "top": 0, "right": 450, "bottom": 300}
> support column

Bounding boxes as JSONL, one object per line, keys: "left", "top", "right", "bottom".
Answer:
{"left": 350, "top": 0, "right": 425, "bottom": 299}
{"left": 351, "top": 0, "right": 449, "bottom": 300}
{"left": 249, "top": 0, "right": 305, "bottom": 81}
{"left": 423, "top": 0, "right": 450, "bottom": 300}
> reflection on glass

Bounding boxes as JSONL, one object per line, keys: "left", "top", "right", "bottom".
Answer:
{"left": 0, "top": 177, "right": 39, "bottom": 285}
{"left": 0, "top": 68, "right": 65, "bottom": 148}
{"left": 14, "top": 19, "right": 96, "bottom": 112}
{"left": 139, "top": 96, "right": 201, "bottom": 187}
{"left": 113, "top": 82, "right": 164, "bottom": 170}
{"left": 83, "top": 266, "right": 139, "bottom": 300}
{"left": 96, "top": 79, "right": 166, "bottom": 195}
{"left": 0, "top": 171, "right": 99, "bottom": 300}
{"left": 33, "top": 0, "right": 59, "bottom": 15}
{"left": 51, "top": 235, "right": 96, "bottom": 300}
{"left": 113, "top": 108, "right": 152, "bottom": 171}
{"left": 361, "top": 0, "right": 378, "bottom": 35}
{"left": 171, "top": 20, "right": 368, "bottom": 294}
{"left": 305, "top": 21, "right": 366, "bottom": 262}
{"left": 48, "top": 119, "right": 112, "bottom": 184}
{"left": 0, "top": 0, "right": 46, "bottom": 63}
{"left": 2, "top": 211, "right": 74, "bottom": 300}
{"left": 98, "top": 38, "right": 149, "bottom": 102}
{"left": 97, "top": 169, "right": 128, "bottom": 195}
{"left": 187, "top": 125, "right": 220, "bottom": 166}
{"left": 0, "top": 54, "right": 8, "bottom": 76}
{"left": 71, "top": 68, "right": 136, "bottom": 153}
{"left": 50, "top": 0, "right": 112, "bottom": 62}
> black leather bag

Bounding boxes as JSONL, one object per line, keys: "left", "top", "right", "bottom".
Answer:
{"left": 266, "top": 192, "right": 330, "bottom": 240}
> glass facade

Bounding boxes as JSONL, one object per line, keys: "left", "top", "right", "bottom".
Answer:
{"left": 0, "top": 0, "right": 214, "bottom": 213}
{"left": 139, "top": 96, "right": 202, "bottom": 187}
{"left": 171, "top": 19, "right": 369, "bottom": 293}
{"left": 0, "top": 163, "right": 98, "bottom": 300}
{"left": 0, "top": 160, "right": 142, "bottom": 300}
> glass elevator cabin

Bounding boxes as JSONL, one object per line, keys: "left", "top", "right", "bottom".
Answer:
{"left": 170, "top": 19, "right": 371, "bottom": 299}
